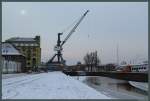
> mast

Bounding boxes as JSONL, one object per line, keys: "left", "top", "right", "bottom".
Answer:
{"left": 117, "top": 44, "right": 119, "bottom": 65}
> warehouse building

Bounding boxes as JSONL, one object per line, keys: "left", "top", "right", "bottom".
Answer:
{"left": 2, "top": 42, "right": 26, "bottom": 73}
{"left": 5, "top": 36, "right": 41, "bottom": 72}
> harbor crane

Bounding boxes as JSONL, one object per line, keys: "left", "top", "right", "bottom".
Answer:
{"left": 47, "top": 10, "right": 89, "bottom": 68}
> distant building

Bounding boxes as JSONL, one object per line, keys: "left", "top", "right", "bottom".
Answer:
{"left": 2, "top": 42, "right": 26, "bottom": 73}
{"left": 116, "top": 65, "right": 131, "bottom": 72}
{"left": 5, "top": 36, "right": 41, "bottom": 71}
{"left": 96, "top": 64, "right": 116, "bottom": 72}
{"left": 66, "top": 64, "right": 86, "bottom": 72}
{"left": 130, "top": 64, "right": 148, "bottom": 72}
{"left": 116, "top": 64, "right": 148, "bottom": 73}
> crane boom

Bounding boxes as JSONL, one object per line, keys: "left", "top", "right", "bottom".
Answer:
{"left": 60, "top": 10, "right": 89, "bottom": 47}
{"left": 47, "top": 10, "right": 89, "bottom": 67}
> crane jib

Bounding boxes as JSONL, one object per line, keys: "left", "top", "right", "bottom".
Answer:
{"left": 48, "top": 10, "right": 89, "bottom": 65}
{"left": 60, "top": 10, "right": 89, "bottom": 47}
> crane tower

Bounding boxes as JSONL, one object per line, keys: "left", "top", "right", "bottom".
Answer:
{"left": 47, "top": 10, "right": 89, "bottom": 70}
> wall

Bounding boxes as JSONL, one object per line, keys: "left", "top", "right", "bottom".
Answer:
{"left": 2, "top": 59, "right": 21, "bottom": 73}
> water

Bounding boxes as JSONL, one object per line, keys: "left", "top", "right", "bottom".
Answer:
{"left": 73, "top": 76, "right": 148, "bottom": 99}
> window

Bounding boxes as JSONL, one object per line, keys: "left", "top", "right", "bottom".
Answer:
{"left": 27, "top": 49, "right": 31, "bottom": 60}
{"left": 33, "top": 48, "right": 36, "bottom": 51}
{"left": 25, "top": 44, "right": 29, "bottom": 46}
{"left": 28, "top": 62, "right": 30, "bottom": 65}
{"left": 34, "top": 44, "right": 38, "bottom": 46}
{"left": 33, "top": 53, "right": 36, "bottom": 56}
{"left": 32, "top": 58, "right": 36, "bottom": 67}
{"left": 31, "top": 44, "right": 34, "bottom": 46}
{"left": 20, "top": 43, "right": 23, "bottom": 46}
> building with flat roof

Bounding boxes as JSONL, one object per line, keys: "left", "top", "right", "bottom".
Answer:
{"left": 5, "top": 36, "right": 41, "bottom": 71}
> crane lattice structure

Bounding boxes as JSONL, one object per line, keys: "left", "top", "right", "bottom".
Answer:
{"left": 47, "top": 10, "right": 89, "bottom": 68}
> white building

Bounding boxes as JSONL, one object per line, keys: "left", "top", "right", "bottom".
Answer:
{"left": 130, "top": 64, "right": 148, "bottom": 72}
{"left": 2, "top": 42, "right": 26, "bottom": 73}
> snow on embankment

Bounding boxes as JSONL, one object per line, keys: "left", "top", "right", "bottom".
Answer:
{"left": 2, "top": 72, "right": 110, "bottom": 99}
{"left": 129, "top": 81, "right": 148, "bottom": 92}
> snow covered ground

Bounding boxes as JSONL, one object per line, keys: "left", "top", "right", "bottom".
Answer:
{"left": 2, "top": 72, "right": 111, "bottom": 99}
{"left": 129, "top": 81, "right": 148, "bottom": 92}
{"left": 2, "top": 73, "right": 28, "bottom": 79}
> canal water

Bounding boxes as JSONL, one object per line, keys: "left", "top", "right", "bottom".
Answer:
{"left": 73, "top": 76, "right": 148, "bottom": 99}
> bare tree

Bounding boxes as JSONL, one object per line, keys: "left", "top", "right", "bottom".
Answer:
{"left": 83, "top": 51, "right": 100, "bottom": 72}
{"left": 84, "top": 53, "right": 90, "bottom": 71}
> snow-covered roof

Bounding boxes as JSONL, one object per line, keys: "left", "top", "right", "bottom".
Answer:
{"left": 6, "top": 37, "right": 36, "bottom": 42}
{"left": 2, "top": 43, "right": 24, "bottom": 56}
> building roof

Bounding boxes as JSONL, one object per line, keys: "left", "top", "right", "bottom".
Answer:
{"left": 2, "top": 43, "right": 24, "bottom": 56}
{"left": 6, "top": 37, "right": 36, "bottom": 42}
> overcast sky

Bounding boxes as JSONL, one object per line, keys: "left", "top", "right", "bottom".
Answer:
{"left": 2, "top": 2, "right": 148, "bottom": 65}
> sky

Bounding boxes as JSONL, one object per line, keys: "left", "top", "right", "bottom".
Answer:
{"left": 2, "top": 2, "right": 148, "bottom": 65}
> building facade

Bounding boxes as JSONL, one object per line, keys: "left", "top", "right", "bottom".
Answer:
{"left": 5, "top": 36, "right": 41, "bottom": 71}
{"left": 130, "top": 64, "right": 148, "bottom": 72}
{"left": 96, "top": 64, "right": 116, "bottom": 72}
{"left": 2, "top": 42, "right": 26, "bottom": 73}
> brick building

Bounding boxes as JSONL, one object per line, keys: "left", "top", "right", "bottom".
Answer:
{"left": 5, "top": 36, "right": 41, "bottom": 71}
